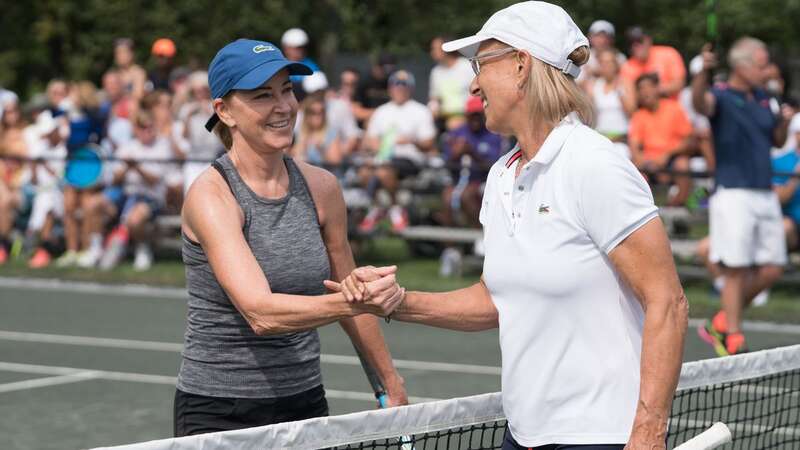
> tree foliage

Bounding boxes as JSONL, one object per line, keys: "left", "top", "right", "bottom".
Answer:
{"left": 1, "top": 0, "right": 799, "bottom": 98}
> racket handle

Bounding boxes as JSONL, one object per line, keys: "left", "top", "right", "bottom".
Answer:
{"left": 675, "top": 422, "right": 732, "bottom": 450}
{"left": 376, "top": 392, "right": 389, "bottom": 408}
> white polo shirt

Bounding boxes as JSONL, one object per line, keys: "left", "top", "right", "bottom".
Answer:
{"left": 480, "top": 117, "right": 658, "bottom": 446}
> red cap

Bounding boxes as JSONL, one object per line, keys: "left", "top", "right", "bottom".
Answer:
{"left": 152, "top": 38, "right": 176, "bottom": 57}
{"left": 465, "top": 96, "right": 483, "bottom": 114}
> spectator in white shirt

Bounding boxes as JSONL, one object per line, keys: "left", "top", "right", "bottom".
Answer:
{"left": 359, "top": 70, "right": 436, "bottom": 233}
{"left": 428, "top": 35, "right": 476, "bottom": 131}
{"left": 585, "top": 48, "right": 636, "bottom": 157}
{"left": 110, "top": 110, "right": 173, "bottom": 271}
{"left": 178, "top": 71, "right": 223, "bottom": 193}
{"left": 23, "top": 111, "right": 67, "bottom": 268}
{"left": 142, "top": 90, "right": 190, "bottom": 213}
{"left": 577, "top": 20, "right": 627, "bottom": 88}
{"left": 300, "top": 71, "right": 361, "bottom": 158}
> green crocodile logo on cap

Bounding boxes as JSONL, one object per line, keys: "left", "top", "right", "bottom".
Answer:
{"left": 252, "top": 45, "right": 275, "bottom": 54}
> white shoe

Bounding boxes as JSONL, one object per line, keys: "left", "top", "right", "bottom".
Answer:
{"left": 77, "top": 247, "right": 103, "bottom": 268}
{"left": 133, "top": 244, "right": 153, "bottom": 272}
{"left": 752, "top": 289, "right": 770, "bottom": 307}
{"left": 55, "top": 250, "right": 79, "bottom": 268}
{"left": 439, "top": 248, "right": 462, "bottom": 277}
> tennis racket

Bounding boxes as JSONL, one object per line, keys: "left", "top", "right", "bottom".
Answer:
{"left": 64, "top": 144, "right": 104, "bottom": 189}
{"left": 675, "top": 422, "right": 732, "bottom": 450}
{"left": 355, "top": 347, "right": 415, "bottom": 450}
{"left": 705, "top": 0, "right": 719, "bottom": 50}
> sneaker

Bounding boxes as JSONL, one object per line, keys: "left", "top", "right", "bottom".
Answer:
{"left": 55, "top": 250, "right": 80, "bottom": 268}
{"left": 697, "top": 318, "right": 728, "bottom": 357}
{"left": 725, "top": 332, "right": 749, "bottom": 355}
{"left": 98, "top": 226, "right": 129, "bottom": 271}
{"left": 0, "top": 246, "right": 7, "bottom": 265}
{"left": 439, "top": 248, "right": 462, "bottom": 277}
{"left": 358, "top": 207, "right": 384, "bottom": 234}
{"left": 752, "top": 289, "right": 770, "bottom": 307}
{"left": 388, "top": 205, "right": 409, "bottom": 233}
{"left": 133, "top": 244, "right": 153, "bottom": 272}
{"left": 77, "top": 247, "right": 103, "bottom": 268}
{"left": 28, "top": 248, "right": 52, "bottom": 269}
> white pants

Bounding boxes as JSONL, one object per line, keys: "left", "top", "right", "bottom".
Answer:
{"left": 27, "top": 188, "right": 63, "bottom": 233}
{"left": 709, "top": 187, "right": 786, "bottom": 267}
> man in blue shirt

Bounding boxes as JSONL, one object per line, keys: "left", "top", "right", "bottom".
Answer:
{"left": 772, "top": 149, "right": 800, "bottom": 251}
{"left": 692, "top": 37, "right": 794, "bottom": 356}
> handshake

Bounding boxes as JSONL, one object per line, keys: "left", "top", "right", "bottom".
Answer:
{"left": 323, "top": 266, "right": 406, "bottom": 318}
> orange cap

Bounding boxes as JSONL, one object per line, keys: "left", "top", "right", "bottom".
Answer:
{"left": 151, "top": 38, "right": 176, "bottom": 57}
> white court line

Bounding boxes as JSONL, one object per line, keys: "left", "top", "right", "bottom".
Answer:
{"left": 3, "top": 276, "right": 800, "bottom": 335}
{"left": 0, "top": 370, "right": 101, "bottom": 393}
{"left": 0, "top": 277, "right": 186, "bottom": 299}
{"left": 0, "top": 361, "right": 440, "bottom": 403}
{"left": 0, "top": 330, "right": 501, "bottom": 375}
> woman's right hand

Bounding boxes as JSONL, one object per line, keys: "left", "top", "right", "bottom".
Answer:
{"left": 324, "top": 265, "right": 405, "bottom": 316}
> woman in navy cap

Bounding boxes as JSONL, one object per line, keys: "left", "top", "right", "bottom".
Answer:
{"left": 175, "top": 39, "right": 407, "bottom": 436}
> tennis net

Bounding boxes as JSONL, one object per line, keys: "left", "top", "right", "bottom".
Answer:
{"left": 96, "top": 344, "right": 800, "bottom": 450}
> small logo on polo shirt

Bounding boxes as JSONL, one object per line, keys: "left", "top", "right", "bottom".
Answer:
{"left": 252, "top": 44, "right": 275, "bottom": 54}
{"left": 538, "top": 203, "right": 550, "bottom": 214}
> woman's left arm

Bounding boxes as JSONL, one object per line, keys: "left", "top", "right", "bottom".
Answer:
{"left": 609, "top": 218, "right": 689, "bottom": 450}
{"left": 302, "top": 163, "right": 408, "bottom": 407}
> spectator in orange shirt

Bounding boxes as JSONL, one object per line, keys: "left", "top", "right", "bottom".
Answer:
{"left": 629, "top": 74, "right": 694, "bottom": 206}
{"left": 621, "top": 27, "right": 686, "bottom": 99}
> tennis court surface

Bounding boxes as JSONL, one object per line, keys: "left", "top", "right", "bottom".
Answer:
{"left": 0, "top": 278, "right": 798, "bottom": 449}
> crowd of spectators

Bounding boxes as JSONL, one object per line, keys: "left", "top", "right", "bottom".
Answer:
{"left": 0, "top": 22, "right": 799, "bottom": 277}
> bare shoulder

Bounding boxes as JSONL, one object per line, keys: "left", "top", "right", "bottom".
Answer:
{"left": 293, "top": 160, "right": 344, "bottom": 227}
{"left": 181, "top": 166, "right": 243, "bottom": 240}
{"left": 294, "top": 160, "right": 340, "bottom": 195}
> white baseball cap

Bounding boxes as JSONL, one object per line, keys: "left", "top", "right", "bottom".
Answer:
{"left": 588, "top": 20, "right": 615, "bottom": 36}
{"left": 442, "top": 1, "right": 588, "bottom": 78}
{"left": 302, "top": 71, "right": 329, "bottom": 94}
{"left": 281, "top": 28, "right": 309, "bottom": 48}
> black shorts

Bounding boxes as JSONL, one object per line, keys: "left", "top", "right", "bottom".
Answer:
{"left": 174, "top": 384, "right": 329, "bottom": 437}
{"left": 502, "top": 430, "right": 624, "bottom": 450}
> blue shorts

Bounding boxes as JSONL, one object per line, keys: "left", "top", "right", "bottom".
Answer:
{"left": 120, "top": 194, "right": 160, "bottom": 223}
{"left": 502, "top": 431, "right": 624, "bottom": 450}
{"left": 103, "top": 186, "right": 125, "bottom": 211}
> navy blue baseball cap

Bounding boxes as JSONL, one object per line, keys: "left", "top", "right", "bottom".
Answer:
{"left": 204, "top": 39, "right": 313, "bottom": 131}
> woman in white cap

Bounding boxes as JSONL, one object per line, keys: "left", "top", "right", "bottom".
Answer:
{"left": 176, "top": 39, "right": 406, "bottom": 436}
{"left": 329, "top": 2, "right": 687, "bottom": 449}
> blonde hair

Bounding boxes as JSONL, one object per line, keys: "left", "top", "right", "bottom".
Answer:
{"left": 73, "top": 81, "right": 101, "bottom": 110}
{"left": 523, "top": 46, "right": 594, "bottom": 127}
{"left": 299, "top": 92, "right": 328, "bottom": 135}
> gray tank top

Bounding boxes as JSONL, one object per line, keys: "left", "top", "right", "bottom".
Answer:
{"left": 177, "top": 153, "right": 330, "bottom": 398}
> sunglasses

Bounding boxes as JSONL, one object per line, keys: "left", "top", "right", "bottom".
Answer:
{"left": 468, "top": 47, "right": 518, "bottom": 75}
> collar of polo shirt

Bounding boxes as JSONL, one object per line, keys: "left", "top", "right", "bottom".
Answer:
{"left": 507, "top": 116, "right": 580, "bottom": 170}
